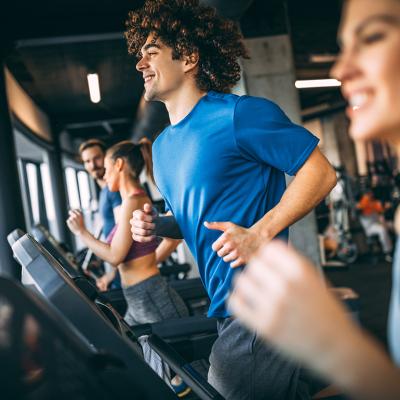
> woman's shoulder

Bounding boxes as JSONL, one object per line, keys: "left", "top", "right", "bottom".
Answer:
{"left": 124, "top": 190, "right": 150, "bottom": 209}
{"left": 126, "top": 188, "right": 148, "bottom": 201}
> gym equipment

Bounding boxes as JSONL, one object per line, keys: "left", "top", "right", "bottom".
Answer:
{"left": 25, "top": 226, "right": 210, "bottom": 315}
{"left": 10, "top": 232, "right": 222, "bottom": 399}
{"left": 9, "top": 229, "right": 214, "bottom": 359}
{"left": 321, "top": 167, "right": 358, "bottom": 267}
{"left": 30, "top": 224, "right": 83, "bottom": 277}
{"left": 10, "top": 228, "right": 214, "bottom": 360}
{"left": 160, "top": 254, "right": 191, "bottom": 280}
{"left": 0, "top": 277, "right": 175, "bottom": 400}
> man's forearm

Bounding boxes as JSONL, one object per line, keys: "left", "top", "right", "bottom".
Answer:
{"left": 156, "top": 238, "right": 181, "bottom": 263}
{"left": 253, "top": 150, "right": 336, "bottom": 240}
{"left": 154, "top": 215, "right": 183, "bottom": 239}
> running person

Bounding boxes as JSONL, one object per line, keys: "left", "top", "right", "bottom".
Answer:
{"left": 229, "top": 0, "right": 400, "bottom": 399}
{"left": 68, "top": 139, "right": 188, "bottom": 325}
{"left": 79, "top": 139, "right": 122, "bottom": 290}
{"left": 127, "top": 1, "right": 336, "bottom": 398}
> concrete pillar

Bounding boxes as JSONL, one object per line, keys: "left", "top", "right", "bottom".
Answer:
{"left": 333, "top": 113, "right": 358, "bottom": 176}
{"left": 241, "top": 34, "right": 321, "bottom": 267}
{"left": 321, "top": 115, "right": 341, "bottom": 168}
{"left": 45, "top": 125, "right": 73, "bottom": 248}
{"left": 317, "top": 112, "right": 359, "bottom": 177}
{"left": 0, "top": 64, "right": 26, "bottom": 279}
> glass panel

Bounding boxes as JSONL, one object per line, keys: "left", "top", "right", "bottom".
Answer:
{"left": 77, "top": 171, "right": 91, "bottom": 210}
{"left": 26, "top": 163, "right": 40, "bottom": 224}
{"left": 40, "top": 163, "right": 56, "bottom": 221}
{"left": 65, "top": 168, "right": 80, "bottom": 210}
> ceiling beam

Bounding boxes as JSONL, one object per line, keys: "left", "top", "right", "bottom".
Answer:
{"left": 64, "top": 117, "right": 130, "bottom": 130}
{"left": 102, "top": 122, "right": 113, "bottom": 135}
{"left": 16, "top": 32, "right": 124, "bottom": 48}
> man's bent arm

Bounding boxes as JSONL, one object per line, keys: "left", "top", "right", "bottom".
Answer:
{"left": 253, "top": 147, "right": 337, "bottom": 240}
{"left": 156, "top": 238, "right": 182, "bottom": 263}
{"left": 154, "top": 215, "right": 183, "bottom": 239}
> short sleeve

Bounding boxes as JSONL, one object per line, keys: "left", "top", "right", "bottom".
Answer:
{"left": 233, "top": 96, "right": 319, "bottom": 176}
{"left": 109, "top": 190, "right": 122, "bottom": 209}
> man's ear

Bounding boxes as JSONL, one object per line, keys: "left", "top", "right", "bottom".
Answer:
{"left": 183, "top": 52, "right": 199, "bottom": 73}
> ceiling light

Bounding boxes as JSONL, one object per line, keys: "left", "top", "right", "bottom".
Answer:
{"left": 295, "top": 79, "right": 341, "bottom": 89}
{"left": 87, "top": 73, "right": 101, "bottom": 103}
{"left": 309, "top": 54, "right": 338, "bottom": 63}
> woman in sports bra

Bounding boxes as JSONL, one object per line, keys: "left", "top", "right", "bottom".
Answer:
{"left": 67, "top": 139, "right": 188, "bottom": 325}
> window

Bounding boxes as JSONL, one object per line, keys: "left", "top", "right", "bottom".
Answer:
{"left": 77, "top": 171, "right": 91, "bottom": 210}
{"left": 65, "top": 167, "right": 81, "bottom": 210}
{"left": 40, "top": 163, "right": 56, "bottom": 222}
{"left": 26, "top": 163, "right": 40, "bottom": 225}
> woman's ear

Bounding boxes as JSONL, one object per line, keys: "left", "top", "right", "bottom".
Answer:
{"left": 115, "top": 158, "right": 124, "bottom": 172}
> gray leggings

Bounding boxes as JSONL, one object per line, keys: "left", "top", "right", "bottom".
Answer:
{"left": 208, "top": 317, "right": 310, "bottom": 400}
{"left": 122, "top": 274, "right": 189, "bottom": 325}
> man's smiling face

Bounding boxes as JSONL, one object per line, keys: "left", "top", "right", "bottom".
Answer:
{"left": 136, "top": 34, "right": 189, "bottom": 102}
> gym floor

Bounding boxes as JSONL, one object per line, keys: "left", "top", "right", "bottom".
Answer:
{"left": 325, "top": 259, "right": 392, "bottom": 349}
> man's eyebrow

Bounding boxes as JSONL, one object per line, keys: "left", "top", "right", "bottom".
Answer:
{"left": 143, "top": 43, "right": 161, "bottom": 52}
{"left": 138, "top": 43, "right": 161, "bottom": 57}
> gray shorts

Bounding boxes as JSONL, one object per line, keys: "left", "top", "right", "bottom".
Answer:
{"left": 122, "top": 274, "right": 189, "bottom": 325}
{"left": 208, "top": 317, "right": 310, "bottom": 400}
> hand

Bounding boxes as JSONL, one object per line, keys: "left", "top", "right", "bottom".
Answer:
{"left": 204, "top": 221, "right": 262, "bottom": 268}
{"left": 228, "top": 240, "right": 354, "bottom": 365}
{"left": 96, "top": 276, "right": 109, "bottom": 292}
{"left": 66, "top": 209, "right": 86, "bottom": 236}
{"left": 130, "top": 203, "right": 156, "bottom": 242}
{"left": 96, "top": 271, "right": 115, "bottom": 292}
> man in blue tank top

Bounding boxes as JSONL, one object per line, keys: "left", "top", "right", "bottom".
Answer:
{"left": 127, "top": 1, "right": 337, "bottom": 399}
{"left": 79, "top": 139, "right": 122, "bottom": 289}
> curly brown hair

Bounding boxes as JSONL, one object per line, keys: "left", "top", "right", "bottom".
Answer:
{"left": 125, "top": 0, "right": 249, "bottom": 93}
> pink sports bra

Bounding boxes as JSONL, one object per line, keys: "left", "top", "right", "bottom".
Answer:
{"left": 105, "top": 188, "right": 159, "bottom": 263}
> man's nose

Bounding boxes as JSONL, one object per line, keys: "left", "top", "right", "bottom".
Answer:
{"left": 136, "top": 56, "right": 148, "bottom": 71}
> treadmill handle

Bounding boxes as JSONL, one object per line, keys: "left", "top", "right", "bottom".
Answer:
{"left": 131, "top": 315, "right": 217, "bottom": 339}
{"left": 148, "top": 334, "right": 224, "bottom": 400}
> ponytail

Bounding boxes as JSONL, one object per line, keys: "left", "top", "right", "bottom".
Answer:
{"left": 107, "top": 138, "right": 154, "bottom": 184}
{"left": 139, "top": 137, "right": 154, "bottom": 184}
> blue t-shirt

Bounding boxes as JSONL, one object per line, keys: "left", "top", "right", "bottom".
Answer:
{"left": 153, "top": 91, "right": 319, "bottom": 317}
{"left": 98, "top": 186, "right": 122, "bottom": 237}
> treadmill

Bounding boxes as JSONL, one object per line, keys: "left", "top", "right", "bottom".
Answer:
{"left": 10, "top": 232, "right": 223, "bottom": 400}
{"left": 9, "top": 229, "right": 217, "bottom": 357}
{"left": 30, "top": 225, "right": 81, "bottom": 275}
{"left": 0, "top": 277, "right": 176, "bottom": 400}
{"left": 9, "top": 229, "right": 105, "bottom": 313}
{"left": 30, "top": 224, "right": 210, "bottom": 315}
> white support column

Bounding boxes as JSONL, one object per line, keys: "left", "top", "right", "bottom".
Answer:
{"left": 241, "top": 35, "right": 322, "bottom": 267}
{"left": 321, "top": 115, "right": 341, "bottom": 168}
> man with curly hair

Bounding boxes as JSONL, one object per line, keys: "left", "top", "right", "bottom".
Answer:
{"left": 128, "top": 1, "right": 337, "bottom": 398}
